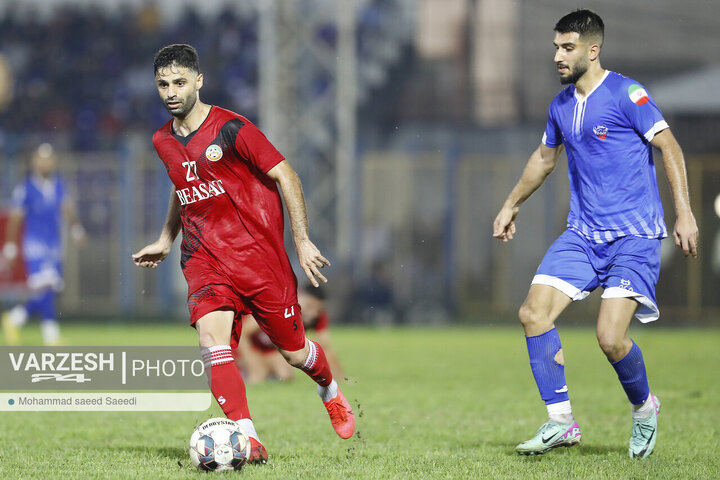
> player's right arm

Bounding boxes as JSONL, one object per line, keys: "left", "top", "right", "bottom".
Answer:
{"left": 131, "top": 188, "right": 181, "bottom": 268}
{"left": 492, "top": 143, "right": 563, "bottom": 242}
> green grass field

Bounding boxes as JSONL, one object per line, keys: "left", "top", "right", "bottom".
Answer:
{"left": 0, "top": 324, "right": 718, "bottom": 479}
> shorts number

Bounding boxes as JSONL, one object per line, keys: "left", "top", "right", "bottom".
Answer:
{"left": 293, "top": 319, "right": 298, "bottom": 331}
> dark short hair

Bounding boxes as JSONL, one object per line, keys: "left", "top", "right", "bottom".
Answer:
{"left": 301, "top": 283, "right": 326, "bottom": 301}
{"left": 554, "top": 9, "right": 604, "bottom": 44}
{"left": 153, "top": 44, "right": 200, "bottom": 75}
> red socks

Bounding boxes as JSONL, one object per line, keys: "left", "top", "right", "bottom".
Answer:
{"left": 203, "top": 345, "right": 251, "bottom": 421}
{"left": 299, "top": 340, "right": 333, "bottom": 387}
{"left": 202, "top": 340, "right": 332, "bottom": 422}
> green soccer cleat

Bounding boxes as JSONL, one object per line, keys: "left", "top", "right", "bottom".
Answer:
{"left": 629, "top": 393, "right": 660, "bottom": 458}
{"left": 515, "top": 420, "right": 581, "bottom": 455}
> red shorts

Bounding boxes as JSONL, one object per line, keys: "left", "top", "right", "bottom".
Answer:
{"left": 187, "top": 283, "right": 306, "bottom": 352}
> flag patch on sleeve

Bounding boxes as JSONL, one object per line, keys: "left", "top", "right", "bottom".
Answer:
{"left": 628, "top": 84, "right": 649, "bottom": 105}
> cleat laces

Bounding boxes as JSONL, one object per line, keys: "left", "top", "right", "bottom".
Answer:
{"left": 326, "top": 398, "right": 349, "bottom": 424}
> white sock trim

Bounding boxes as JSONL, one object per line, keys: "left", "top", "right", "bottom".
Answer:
{"left": 632, "top": 393, "right": 654, "bottom": 418}
{"left": 206, "top": 345, "right": 232, "bottom": 353}
{"left": 547, "top": 400, "right": 573, "bottom": 418}
{"left": 301, "top": 339, "right": 317, "bottom": 371}
{"left": 9, "top": 305, "right": 28, "bottom": 327}
{"left": 41, "top": 320, "right": 60, "bottom": 344}
{"left": 235, "top": 418, "right": 259, "bottom": 442}
{"left": 201, "top": 345, "right": 234, "bottom": 367}
{"left": 318, "top": 379, "right": 338, "bottom": 403}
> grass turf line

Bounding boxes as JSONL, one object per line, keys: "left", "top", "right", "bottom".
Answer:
{"left": 0, "top": 325, "right": 718, "bottom": 479}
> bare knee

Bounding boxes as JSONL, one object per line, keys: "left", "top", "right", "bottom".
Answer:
{"left": 279, "top": 342, "right": 310, "bottom": 368}
{"left": 198, "top": 330, "right": 228, "bottom": 349}
{"left": 195, "top": 311, "right": 233, "bottom": 348}
{"left": 596, "top": 331, "right": 630, "bottom": 361}
{"left": 518, "top": 302, "right": 553, "bottom": 335}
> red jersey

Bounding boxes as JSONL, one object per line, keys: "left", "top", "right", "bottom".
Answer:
{"left": 152, "top": 106, "right": 298, "bottom": 308}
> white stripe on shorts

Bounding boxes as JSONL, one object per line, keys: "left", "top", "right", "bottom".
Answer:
{"left": 532, "top": 274, "right": 591, "bottom": 301}
{"left": 602, "top": 287, "right": 659, "bottom": 323}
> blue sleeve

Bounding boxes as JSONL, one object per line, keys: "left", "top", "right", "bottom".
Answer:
{"left": 542, "top": 104, "right": 563, "bottom": 147}
{"left": 620, "top": 82, "right": 668, "bottom": 142}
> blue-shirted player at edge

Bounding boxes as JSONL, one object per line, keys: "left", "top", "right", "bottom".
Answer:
{"left": 493, "top": 9, "right": 699, "bottom": 458}
{"left": 1, "top": 143, "right": 86, "bottom": 346}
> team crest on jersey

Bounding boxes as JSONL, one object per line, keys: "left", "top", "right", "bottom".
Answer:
{"left": 593, "top": 125, "right": 608, "bottom": 140}
{"left": 628, "top": 84, "right": 649, "bottom": 105}
{"left": 205, "top": 144, "right": 223, "bottom": 162}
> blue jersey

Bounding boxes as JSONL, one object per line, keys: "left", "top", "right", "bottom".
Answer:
{"left": 542, "top": 70, "right": 668, "bottom": 243}
{"left": 11, "top": 175, "right": 65, "bottom": 263}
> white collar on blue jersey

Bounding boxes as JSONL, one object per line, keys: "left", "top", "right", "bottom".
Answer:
{"left": 573, "top": 69, "right": 611, "bottom": 102}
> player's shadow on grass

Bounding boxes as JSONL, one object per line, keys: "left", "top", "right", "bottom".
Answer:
{"left": 493, "top": 442, "right": 626, "bottom": 457}
{"left": 573, "top": 444, "right": 626, "bottom": 456}
{"left": 116, "top": 445, "right": 186, "bottom": 462}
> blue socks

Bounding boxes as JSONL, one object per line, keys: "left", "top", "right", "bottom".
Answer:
{"left": 26, "top": 290, "right": 56, "bottom": 320}
{"left": 611, "top": 341, "right": 649, "bottom": 405}
{"left": 526, "top": 328, "right": 569, "bottom": 405}
{"left": 527, "top": 330, "right": 650, "bottom": 409}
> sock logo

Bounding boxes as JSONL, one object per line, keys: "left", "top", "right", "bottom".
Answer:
{"left": 218, "top": 396, "right": 226, "bottom": 405}
{"left": 554, "top": 385, "right": 568, "bottom": 394}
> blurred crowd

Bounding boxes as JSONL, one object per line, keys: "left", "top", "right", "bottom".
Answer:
{"left": 1, "top": 3, "right": 258, "bottom": 149}
{"left": 0, "top": 1, "right": 408, "bottom": 151}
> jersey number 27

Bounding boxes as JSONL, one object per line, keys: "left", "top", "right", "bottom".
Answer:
{"left": 182, "top": 161, "right": 198, "bottom": 181}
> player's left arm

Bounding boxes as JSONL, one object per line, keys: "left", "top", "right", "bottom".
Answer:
{"left": 651, "top": 129, "right": 698, "bottom": 257}
{"left": 266, "top": 160, "right": 330, "bottom": 287}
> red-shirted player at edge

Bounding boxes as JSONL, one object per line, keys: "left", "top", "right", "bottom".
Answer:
{"left": 132, "top": 44, "right": 355, "bottom": 463}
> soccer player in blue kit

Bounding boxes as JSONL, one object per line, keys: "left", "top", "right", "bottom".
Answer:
{"left": 2, "top": 143, "right": 85, "bottom": 345}
{"left": 493, "top": 10, "right": 698, "bottom": 458}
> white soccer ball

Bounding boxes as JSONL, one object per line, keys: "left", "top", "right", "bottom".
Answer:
{"left": 189, "top": 417, "right": 251, "bottom": 472}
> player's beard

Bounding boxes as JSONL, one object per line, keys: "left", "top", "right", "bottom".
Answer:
{"left": 559, "top": 60, "right": 588, "bottom": 85}
{"left": 165, "top": 93, "right": 197, "bottom": 119}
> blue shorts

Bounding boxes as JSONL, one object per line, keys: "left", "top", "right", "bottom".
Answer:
{"left": 24, "top": 258, "right": 64, "bottom": 292}
{"left": 533, "top": 229, "right": 661, "bottom": 322}
{"left": 23, "top": 240, "right": 64, "bottom": 292}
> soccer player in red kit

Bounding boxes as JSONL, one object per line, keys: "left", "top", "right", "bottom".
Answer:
{"left": 132, "top": 44, "right": 355, "bottom": 463}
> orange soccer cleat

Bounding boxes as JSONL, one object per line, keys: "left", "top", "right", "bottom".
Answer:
{"left": 248, "top": 437, "right": 268, "bottom": 465}
{"left": 323, "top": 388, "right": 355, "bottom": 439}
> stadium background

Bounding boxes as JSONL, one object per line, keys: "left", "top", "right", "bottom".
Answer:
{"left": 0, "top": 0, "right": 718, "bottom": 327}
